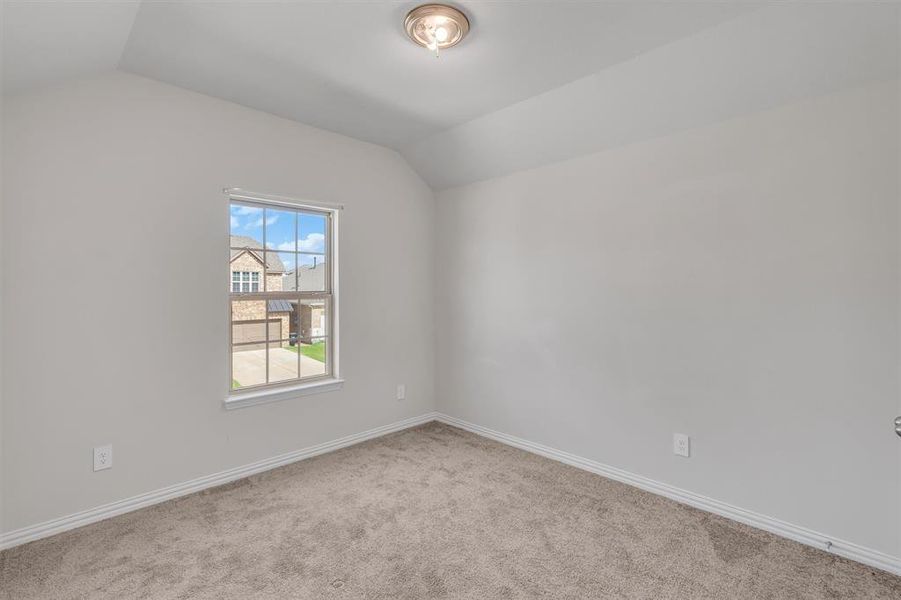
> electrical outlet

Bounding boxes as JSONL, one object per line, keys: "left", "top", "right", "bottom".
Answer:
{"left": 396, "top": 384, "right": 406, "bottom": 401}
{"left": 93, "top": 444, "right": 112, "bottom": 471}
{"left": 673, "top": 434, "right": 690, "bottom": 458}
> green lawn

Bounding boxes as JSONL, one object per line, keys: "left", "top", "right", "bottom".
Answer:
{"left": 231, "top": 379, "right": 241, "bottom": 389}
{"left": 287, "top": 340, "right": 326, "bottom": 363}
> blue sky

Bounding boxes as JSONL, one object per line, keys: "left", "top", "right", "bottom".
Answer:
{"left": 230, "top": 203, "right": 326, "bottom": 266}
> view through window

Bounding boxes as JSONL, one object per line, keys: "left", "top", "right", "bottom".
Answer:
{"left": 229, "top": 198, "right": 334, "bottom": 391}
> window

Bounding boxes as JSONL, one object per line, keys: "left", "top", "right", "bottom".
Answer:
{"left": 231, "top": 271, "right": 260, "bottom": 293}
{"left": 228, "top": 193, "right": 338, "bottom": 398}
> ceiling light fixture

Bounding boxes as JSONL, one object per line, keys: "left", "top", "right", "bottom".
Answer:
{"left": 404, "top": 4, "right": 470, "bottom": 58}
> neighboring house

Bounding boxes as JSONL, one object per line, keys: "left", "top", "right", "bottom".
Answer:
{"left": 284, "top": 258, "right": 327, "bottom": 292}
{"left": 230, "top": 235, "right": 293, "bottom": 350}
{"left": 230, "top": 235, "right": 328, "bottom": 349}
{"left": 284, "top": 259, "right": 328, "bottom": 343}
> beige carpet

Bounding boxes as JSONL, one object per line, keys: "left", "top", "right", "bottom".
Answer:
{"left": 2, "top": 422, "right": 899, "bottom": 599}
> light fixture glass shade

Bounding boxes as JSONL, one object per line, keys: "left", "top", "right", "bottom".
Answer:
{"left": 404, "top": 4, "right": 470, "bottom": 53}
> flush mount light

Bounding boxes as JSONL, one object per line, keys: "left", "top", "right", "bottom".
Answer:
{"left": 404, "top": 4, "right": 470, "bottom": 58}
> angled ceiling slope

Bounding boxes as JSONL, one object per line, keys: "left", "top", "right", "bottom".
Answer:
{"left": 116, "top": 1, "right": 748, "bottom": 150}
{"left": 3, "top": 2, "right": 898, "bottom": 190}
{"left": 3, "top": 2, "right": 749, "bottom": 147}
{"left": 403, "top": 3, "right": 901, "bottom": 189}
{"left": 2, "top": 0, "right": 139, "bottom": 95}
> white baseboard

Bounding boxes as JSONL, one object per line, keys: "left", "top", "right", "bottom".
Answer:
{"left": 4, "top": 411, "right": 899, "bottom": 578}
{"left": 434, "top": 412, "right": 901, "bottom": 577}
{"left": 0, "top": 412, "right": 440, "bottom": 551}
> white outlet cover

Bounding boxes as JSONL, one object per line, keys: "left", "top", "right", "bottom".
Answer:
{"left": 673, "top": 433, "right": 690, "bottom": 458}
{"left": 396, "top": 384, "right": 406, "bottom": 401}
{"left": 93, "top": 444, "right": 113, "bottom": 471}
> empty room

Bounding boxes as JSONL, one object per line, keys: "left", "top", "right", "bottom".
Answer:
{"left": 1, "top": 1, "right": 900, "bottom": 598}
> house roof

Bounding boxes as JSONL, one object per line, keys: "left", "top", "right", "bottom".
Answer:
{"left": 284, "top": 260, "right": 327, "bottom": 292}
{"left": 267, "top": 300, "right": 294, "bottom": 313}
{"left": 230, "top": 235, "right": 285, "bottom": 273}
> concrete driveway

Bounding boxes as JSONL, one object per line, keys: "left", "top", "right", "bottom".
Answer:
{"left": 232, "top": 346, "right": 326, "bottom": 387}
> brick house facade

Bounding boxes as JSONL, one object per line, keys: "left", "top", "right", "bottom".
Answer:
{"left": 230, "top": 236, "right": 293, "bottom": 349}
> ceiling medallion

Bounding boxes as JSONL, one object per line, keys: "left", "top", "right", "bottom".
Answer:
{"left": 404, "top": 4, "right": 470, "bottom": 58}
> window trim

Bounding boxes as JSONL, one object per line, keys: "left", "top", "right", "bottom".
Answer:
{"left": 224, "top": 377, "right": 345, "bottom": 410}
{"left": 224, "top": 189, "right": 341, "bottom": 408}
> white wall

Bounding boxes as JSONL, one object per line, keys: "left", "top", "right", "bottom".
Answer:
{"left": 0, "top": 0, "right": 5, "bottom": 536}
{"left": 436, "top": 81, "right": 900, "bottom": 557}
{"left": 0, "top": 72, "right": 436, "bottom": 532}
{"left": 897, "top": 17, "right": 901, "bottom": 557}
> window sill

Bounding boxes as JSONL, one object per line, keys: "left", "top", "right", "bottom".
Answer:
{"left": 224, "top": 378, "right": 344, "bottom": 410}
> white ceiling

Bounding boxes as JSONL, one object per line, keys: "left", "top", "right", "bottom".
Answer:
{"left": 3, "top": 2, "right": 898, "bottom": 189}
{"left": 4, "top": 1, "right": 748, "bottom": 147}
{"left": 118, "top": 1, "right": 750, "bottom": 149}
{"left": 404, "top": 3, "right": 901, "bottom": 189}
{"left": 3, "top": 1, "right": 139, "bottom": 94}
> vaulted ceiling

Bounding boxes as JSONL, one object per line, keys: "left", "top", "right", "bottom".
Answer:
{"left": 3, "top": 2, "right": 899, "bottom": 190}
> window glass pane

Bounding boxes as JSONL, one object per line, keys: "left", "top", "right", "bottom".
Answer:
{"left": 232, "top": 345, "right": 267, "bottom": 389}
{"left": 266, "top": 298, "right": 298, "bottom": 384}
{"left": 229, "top": 251, "right": 265, "bottom": 294}
{"left": 299, "top": 338, "right": 328, "bottom": 379}
{"left": 298, "top": 254, "right": 327, "bottom": 292}
{"left": 266, "top": 318, "right": 283, "bottom": 343}
{"left": 299, "top": 298, "right": 329, "bottom": 340}
{"left": 299, "top": 213, "right": 327, "bottom": 254}
{"left": 265, "top": 252, "right": 296, "bottom": 292}
{"left": 232, "top": 300, "right": 268, "bottom": 346}
{"left": 264, "top": 208, "right": 297, "bottom": 253}
{"left": 269, "top": 347, "right": 300, "bottom": 383}
{"left": 230, "top": 204, "right": 263, "bottom": 247}
{"left": 231, "top": 299, "right": 268, "bottom": 389}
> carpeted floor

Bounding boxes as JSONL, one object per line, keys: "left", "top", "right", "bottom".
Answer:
{"left": 1, "top": 422, "right": 899, "bottom": 599}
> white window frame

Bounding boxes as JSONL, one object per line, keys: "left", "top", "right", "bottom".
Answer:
{"left": 225, "top": 189, "right": 343, "bottom": 409}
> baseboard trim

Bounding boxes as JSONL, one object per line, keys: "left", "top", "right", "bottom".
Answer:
{"left": 4, "top": 411, "right": 899, "bottom": 576}
{"left": 0, "top": 412, "right": 440, "bottom": 551}
{"left": 434, "top": 412, "right": 901, "bottom": 577}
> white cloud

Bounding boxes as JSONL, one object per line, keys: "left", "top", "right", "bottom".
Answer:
{"left": 232, "top": 205, "right": 260, "bottom": 216}
{"left": 267, "top": 233, "right": 325, "bottom": 253}
{"left": 299, "top": 233, "right": 325, "bottom": 253}
{"left": 230, "top": 205, "right": 269, "bottom": 231}
{"left": 248, "top": 215, "right": 278, "bottom": 229}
